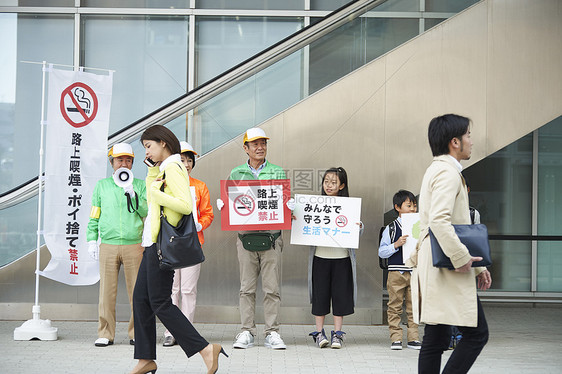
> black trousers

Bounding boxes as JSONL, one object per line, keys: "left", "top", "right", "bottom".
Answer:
{"left": 133, "top": 245, "right": 208, "bottom": 359}
{"left": 311, "top": 256, "right": 354, "bottom": 317}
{"left": 418, "top": 297, "right": 489, "bottom": 374}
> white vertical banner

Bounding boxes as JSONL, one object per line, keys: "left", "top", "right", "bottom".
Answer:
{"left": 38, "top": 68, "right": 113, "bottom": 286}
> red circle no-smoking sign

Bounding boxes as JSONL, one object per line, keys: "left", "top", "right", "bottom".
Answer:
{"left": 335, "top": 215, "right": 348, "bottom": 227}
{"left": 233, "top": 194, "right": 255, "bottom": 217}
{"left": 60, "top": 82, "right": 99, "bottom": 128}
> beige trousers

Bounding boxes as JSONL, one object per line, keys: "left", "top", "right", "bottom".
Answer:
{"left": 387, "top": 271, "right": 420, "bottom": 343}
{"left": 236, "top": 236, "right": 282, "bottom": 337}
{"left": 98, "top": 243, "right": 143, "bottom": 340}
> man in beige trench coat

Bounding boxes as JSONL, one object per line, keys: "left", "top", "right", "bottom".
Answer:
{"left": 406, "top": 114, "right": 492, "bottom": 373}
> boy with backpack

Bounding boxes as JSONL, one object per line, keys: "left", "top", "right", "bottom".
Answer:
{"left": 378, "top": 190, "right": 421, "bottom": 350}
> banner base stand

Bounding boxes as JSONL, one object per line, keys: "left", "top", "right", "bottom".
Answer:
{"left": 13, "top": 305, "right": 58, "bottom": 341}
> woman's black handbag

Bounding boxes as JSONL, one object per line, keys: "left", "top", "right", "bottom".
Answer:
{"left": 155, "top": 171, "right": 204, "bottom": 271}
{"left": 429, "top": 224, "right": 492, "bottom": 270}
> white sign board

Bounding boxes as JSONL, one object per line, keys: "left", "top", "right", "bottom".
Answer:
{"left": 401, "top": 212, "right": 420, "bottom": 262}
{"left": 290, "top": 194, "right": 362, "bottom": 249}
{"left": 190, "top": 186, "right": 198, "bottom": 223}
{"left": 220, "top": 179, "right": 291, "bottom": 231}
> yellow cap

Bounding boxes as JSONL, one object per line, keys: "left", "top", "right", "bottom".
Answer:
{"left": 243, "top": 128, "right": 269, "bottom": 144}
{"left": 180, "top": 141, "right": 198, "bottom": 155}
{"left": 108, "top": 143, "right": 134, "bottom": 158}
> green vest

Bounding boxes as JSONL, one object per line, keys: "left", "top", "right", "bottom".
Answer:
{"left": 229, "top": 160, "right": 286, "bottom": 180}
{"left": 86, "top": 177, "right": 148, "bottom": 245}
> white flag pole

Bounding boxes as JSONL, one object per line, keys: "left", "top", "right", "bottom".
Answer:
{"left": 14, "top": 61, "right": 58, "bottom": 341}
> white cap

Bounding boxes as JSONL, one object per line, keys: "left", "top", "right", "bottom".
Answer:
{"left": 180, "top": 141, "right": 198, "bottom": 155}
{"left": 243, "top": 127, "right": 269, "bottom": 144}
{"left": 108, "top": 143, "right": 134, "bottom": 158}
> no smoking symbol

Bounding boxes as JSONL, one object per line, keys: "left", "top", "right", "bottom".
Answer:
{"left": 335, "top": 215, "right": 348, "bottom": 227}
{"left": 60, "top": 82, "right": 99, "bottom": 128}
{"left": 233, "top": 194, "right": 255, "bottom": 216}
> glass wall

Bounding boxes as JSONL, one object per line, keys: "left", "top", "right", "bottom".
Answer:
{"left": 426, "top": 0, "right": 479, "bottom": 12}
{"left": 195, "top": 16, "right": 302, "bottom": 85}
{"left": 309, "top": 15, "right": 418, "bottom": 94}
{"left": 0, "top": 13, "right": 16, "bottom": 194}
{"left": 537, "top": 116, "right": 562, "bottom": 292}
{"left": 424, "top": 18, "right": 446, "bottom": 31}
{"left": 0, "top": 14, "right": 74, "bottom": 194}
{"left": 82, "top": 0, "right": 190, "bottom": 7}
{"left": 464, "top": 116, "right": 562, "bottom": 293}
{"left": 375, "top": 0, "right": 420, "bottom": 12}
{"left": 3, "top": 0, "right": 74, "bottom": 5}
{"left": 0, "top": 195, "right": 40, "bottom": 266}
{"left": 81, "top": 15, "right": 189, "bottom": 135}
{"left": 312, "top": 0, "right": 420, "bottom": 11}
{"left": 464, "top": 135, "right": 533, "bottom": 291}
{"left": 196, "top": 0, "right": 303, "bottom": 10}
{"left": 193, "top": 50, "right": 304, "bottom": 154}
{"left": 311, "top": 0, "right": 350, "bottom": 11}
{"left": 193, "top": 16, "right": 304, "bottom": 153}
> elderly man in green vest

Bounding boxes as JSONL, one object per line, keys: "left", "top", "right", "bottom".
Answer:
{"left": 87, "top": 143, "right": 148, "bottom": 347}
{"left": 218, "top": 128, "right": 288, "bottom": 350}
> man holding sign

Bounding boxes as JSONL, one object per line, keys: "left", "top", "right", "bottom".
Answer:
{"left": 217, "top": 128, "right": 288, "bottom": 350}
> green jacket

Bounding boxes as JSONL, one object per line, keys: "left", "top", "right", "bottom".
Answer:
{"left": 146, "top": 160, "right": 192, "bottom": 243}
{"left": 229, "top": 160, "right": 286, "bottom": 180}
{"left": 86, "top": 177, "right": 148, "bottom": 245}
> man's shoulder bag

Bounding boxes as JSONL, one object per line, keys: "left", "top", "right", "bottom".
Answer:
{"left": 429, "top": 223, "right": 492, "bottom": 270}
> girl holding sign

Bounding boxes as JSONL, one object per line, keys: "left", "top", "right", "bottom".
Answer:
{"left": 308, "top": 167, "right": 362, "bottom": 349}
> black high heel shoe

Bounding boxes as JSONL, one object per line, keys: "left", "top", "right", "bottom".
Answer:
{"left": 208, "top": 343, "right": 228, "bottom": 374}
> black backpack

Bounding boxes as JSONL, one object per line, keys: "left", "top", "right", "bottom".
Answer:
{"left": 469, "top": 207, "right": 476, "bottom": 225}
{"left": 378, "top": 222, "right": 396, "bottom": 270}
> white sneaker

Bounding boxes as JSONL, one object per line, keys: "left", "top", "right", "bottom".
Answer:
{"left": 94, "top": 337, "right": 113, "bottom": 347}
{"left": 264, "top": 331, "right": 286, "bottom": 350}
{"left": 233, "top": 331, "right": 254, "bottom": 349}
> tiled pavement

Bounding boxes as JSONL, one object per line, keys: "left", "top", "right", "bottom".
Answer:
{"left": 1, "top": 306, "right": 561, "bottom": 373}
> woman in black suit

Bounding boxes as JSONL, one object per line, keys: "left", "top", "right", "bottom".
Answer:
{"left": 130, "top": 125, "right": 227, "bottom": 374}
